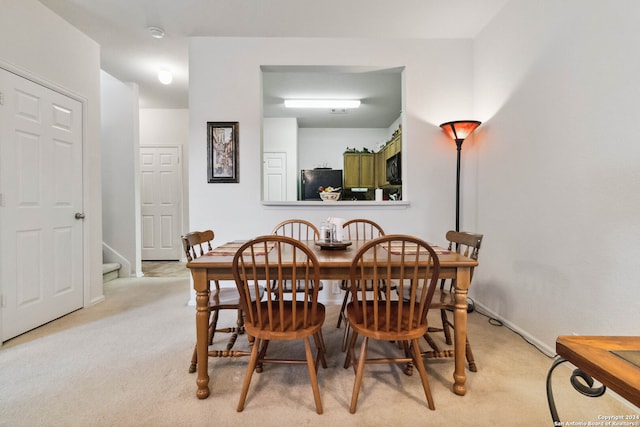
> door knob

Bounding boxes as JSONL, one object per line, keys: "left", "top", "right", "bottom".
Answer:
{"left": 75, "top": 213, "right": 85, "bottom": 220}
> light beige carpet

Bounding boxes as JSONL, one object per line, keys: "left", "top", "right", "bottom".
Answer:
{"left": 0, "top": 276, "right": 636, "bottom": 427}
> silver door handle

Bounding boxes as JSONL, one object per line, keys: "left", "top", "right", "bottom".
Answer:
{"left": 75, "top": 213, "right": 85, "bottom": 220}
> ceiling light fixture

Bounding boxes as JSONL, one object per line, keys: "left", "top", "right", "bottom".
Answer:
{"left": 284, "top": 99, "right": 361, "bottom": 109}
{"left": 147, "top": 26, "right": 165, "bottom": 39}
{"left": 158, "top": 68, "right": 173, "bottom": 85}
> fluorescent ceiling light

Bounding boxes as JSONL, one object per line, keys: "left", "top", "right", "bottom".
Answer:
{"left": 284, "top": 99, "right": 360, "bottom": 109}
{"left": 158, "top": 69, "right": 173, "bottom": 85}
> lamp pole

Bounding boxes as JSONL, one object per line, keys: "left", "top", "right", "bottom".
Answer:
{"left": 455, "top": 138, "right": 464, "bottom": 232}
{"left": 439, "top": 120, "right": 481, "bottom": 233}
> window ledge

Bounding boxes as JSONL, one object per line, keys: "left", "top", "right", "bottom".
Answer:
{"left": 261, "top": 200, "right": 410, "bottom": 208}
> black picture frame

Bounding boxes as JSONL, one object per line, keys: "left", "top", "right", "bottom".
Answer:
{"left": 207, "top": 121, "right": 239, "bottom": 183}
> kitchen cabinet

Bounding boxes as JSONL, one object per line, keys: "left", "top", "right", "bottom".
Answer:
{"left": 375, "top": 148, "right": 387, "bottom": 187}
{"left": 375, "top": 132, "right": 401, "bottom": 187}
{"left": 344, "top": 128, "right": 401, "bottom": 191}
{"left": 343, "top": 152, "right": 375, "bottom": 188}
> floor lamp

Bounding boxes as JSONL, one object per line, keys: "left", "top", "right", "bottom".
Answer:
{"left": 439, "top": 120, "right": 481, "bottom": 232}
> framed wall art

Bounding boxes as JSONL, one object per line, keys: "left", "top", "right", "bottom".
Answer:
{"left": 207, "top": 121, "right": 239, "bottom": 183}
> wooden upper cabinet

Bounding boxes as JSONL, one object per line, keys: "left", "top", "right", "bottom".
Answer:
{"left": 376, "top": 146, "right": 388, "bottom": 187}
{"left": 345, "top": 129, "right": 401, "bottom": 190}
{"left": 374, "top": 132, "right": 401, "bottom": 187}
{"left": 359, "top": 153, "right": 375, "bottom": 188}
{"left": 343, "top": 153, "right": 359, "bottom": 188}
{"left": 387, "top": 135, "right": 400, "bottom": 156}
{"left": 343, "top": 152, "right": 375, "bottom": 188}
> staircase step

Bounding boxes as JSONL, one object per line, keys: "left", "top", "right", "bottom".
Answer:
{"left": 102, "top": 263, "right": 121, "bottom": 283}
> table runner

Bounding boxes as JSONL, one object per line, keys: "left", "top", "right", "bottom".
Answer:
{"left": 384, "top": 241, "right": 450, "bottom": 255}
{"left": 208, "top": 240, "right": 275, "bottom": 256}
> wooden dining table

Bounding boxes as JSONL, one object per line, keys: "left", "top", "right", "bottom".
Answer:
{"left": 187, "top": 238, "right": 478, "bottom": 400}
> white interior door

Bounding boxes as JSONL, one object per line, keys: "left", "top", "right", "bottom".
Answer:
{"left": 140, "top": 146, "right": 182, "bottom": 260}
{"left": 263, "top": 152, "right": 287, "bottom": 201}
{"left": 0, "top": 68, "right": 84, "bottom": 342}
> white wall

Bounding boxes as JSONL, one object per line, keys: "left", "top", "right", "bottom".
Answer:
{"left": 139, "top": 108, "right": 190, "bottom": 240}
{"left": 472, "top": 0, "right": 640, "bottom": 353}
{"left": 189, "top": 37, "right": 474, "bottom": 248}
{"left": 0, "top": 0, "right": 103, "bottom": 307}
{"left": 298, "top": 128, "right": 389, "bottom": 171}
{"left": 140, "top": 109, "right": 189, "bottom": 147}
{"left": 101, "top": 71, "right": 140, "bottom": 277}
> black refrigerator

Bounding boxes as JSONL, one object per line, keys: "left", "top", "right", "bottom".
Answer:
{"left": 300, "top": 169, "right": 343, "bottom": 200}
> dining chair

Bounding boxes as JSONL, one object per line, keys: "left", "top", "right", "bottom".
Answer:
{"left": 182, "top": 230, "right": 264, "bottom": 373}
{"left": 424, "top": 230, "right": 483, "bottom": 372}
{"left": 343, "top": 234, "right": 441, "bottom": 413}
{"left": 272, "top": 218, "right": 320, "bottom": 241}
{"left": 232, "top": 235, "right": 327, "bottom": 414}
{"left": 271, "top": 219, "right": 324, "bottom": 295}
{"left": 335, "top": 219, "right": 386, "bottom": 350}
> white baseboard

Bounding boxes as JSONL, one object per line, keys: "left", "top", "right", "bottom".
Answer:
{"left": 472, "top": 300, "right": 556, "bottom": 357}
{"left": 473, "top": 301, "right": 640, "bottom": 413}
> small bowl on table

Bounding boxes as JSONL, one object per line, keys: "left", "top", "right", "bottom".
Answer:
{"left": 319, "top": 191, "right": 341, "bottom": 202}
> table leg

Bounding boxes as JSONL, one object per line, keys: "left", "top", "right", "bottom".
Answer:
{"left": 546, "top": 357, "right": 567, "bottom": 425}
{"left": 452, "top": 267, "right": 471, "bottom": 396}
{"left": 546, "top": 355, "right": 608, "bottom": 425}
{"left": 193, "top": 269, "right": 210, "bottom": 399}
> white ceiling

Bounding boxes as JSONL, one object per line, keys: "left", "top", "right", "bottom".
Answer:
{"left": 38, "top": 0, "right": 508, "bottom": 115}
{"left": 262, "top": 66, "right": 402, "bottom": 128}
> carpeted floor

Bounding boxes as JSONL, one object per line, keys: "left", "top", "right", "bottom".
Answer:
{"left": 0, "top": 275, "right": 636, "bottom": 427}
{"left": 142, "top": 261, "right": 190, "bottom": 278}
